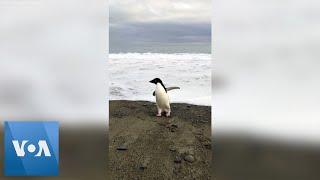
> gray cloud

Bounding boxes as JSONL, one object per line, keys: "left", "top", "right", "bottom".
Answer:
{"left": 110, "top": 0, "right": 211, "bottom": 53}
{"left": 111, "top": 22, "right": 211, "bottom": 43}
{"left": 110, "top": 0, "right": 211, "bottom": 24}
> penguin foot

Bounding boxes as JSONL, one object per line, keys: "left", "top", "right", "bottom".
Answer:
{"left": 165, "top": 109, "right": 171, "bottom": 117}
{"left": 156, "top": 113, "right": 162, "bottom": 117}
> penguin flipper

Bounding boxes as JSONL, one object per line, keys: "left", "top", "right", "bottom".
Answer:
{"left": 153, "top": 91, "right": 155, "bottom": 96}
{"left": 167, "top": 87, "right": 180, "bottom": 91}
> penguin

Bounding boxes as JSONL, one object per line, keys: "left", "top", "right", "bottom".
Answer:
{"left": 149, "top": 78, "right": 180, "bottom": 117}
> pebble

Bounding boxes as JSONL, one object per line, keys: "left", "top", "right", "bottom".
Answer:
{"left": 171, "top": 124, "right": 178, "bottom": 128}
{"left": 174, "top": 156, "right": 182, "bottom": 163}
{"left": 170, "top": 124, "right": 178, "bottom": 132}
{"left": 169, "top": 146, "right": 176, "bottom": 152}
{"left": 139, "top": 164, "right": 147, "bottom": 170}
{"left": 204, "top": 142, "right": 212, "bottom": 149}
{"left": 184, "top": 155, "right": 195, "bottom": 163}
{"left": 116, "top": 144, "right": 128, "bottom": 151}
{"left": 200, "top": 119, "right": 208, "bottom": 123}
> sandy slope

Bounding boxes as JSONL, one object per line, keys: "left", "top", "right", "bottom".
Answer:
{"left": 109, "top": 100, "right": 212, "bottom": 179}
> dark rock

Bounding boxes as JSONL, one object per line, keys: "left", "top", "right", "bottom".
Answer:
{"left": 116, "top": 144, "right": 128, "bottom": 151}
{"left": 204, "top": 142, "right": 212, "bottom": 149}
{"left": 139, "top": 164, "right": 146, "bottom": 170}
{"left": 171, "top": 124, "right": 178, "bottom": 128}
{"left": 169, "top": 124, "right": 178, "bottom": 132}
{"left": 184, "top": 155, "right": 195, "bottom": 163}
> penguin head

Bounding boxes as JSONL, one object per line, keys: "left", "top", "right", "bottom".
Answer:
{"left": 149, "top": 78, "right": 162, "bottom": 84}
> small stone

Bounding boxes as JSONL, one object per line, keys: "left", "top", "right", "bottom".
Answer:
{"left": 139, "top": 163, "right": 147, "bottom": 170}
{"left": 187, "top": 105, "right": 191, "bottom": 108}
{"left": 143, "top": 103, "right": 147, "bottom": 106}
{"left": 139, "top": 164, "right": 147, "bottom": 170}
{"left": 169, "top": 146, "right": 176, "bottom": 152}
{"left": 116, "top": 144, "right": 127, "bottom": 151}
{"left": 184, "top": 155, "right": 195, "bottom": 163}
{"left": 204, "top": 142, "right": 212, "bottom": 149}
{"left": 174, "top": 156, "right": 182, "bottom": 163}
{"left": 169, "top": 124, "right": 178, "bottom": 132}
{"left": 171, "top": 124, "right": 178, "bottom": 128}
{"left": 200, "top": 119, "right": 208, "bottom": 123}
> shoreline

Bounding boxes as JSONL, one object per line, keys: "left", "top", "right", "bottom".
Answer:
{"left": 109, "top": 99, "right": 212, "bottom": 107}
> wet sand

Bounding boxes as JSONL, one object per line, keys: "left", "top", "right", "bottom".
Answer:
{"left": 109, "top": 100, "right": 212, "bottom": 179}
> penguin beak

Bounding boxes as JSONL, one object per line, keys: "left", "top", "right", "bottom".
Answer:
{"left": 149, "top": 80, "right": 153, "bottom": 83}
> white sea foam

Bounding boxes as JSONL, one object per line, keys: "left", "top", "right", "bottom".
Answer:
{"left": 109, "top": 53, "right": 211, "bottom": 106}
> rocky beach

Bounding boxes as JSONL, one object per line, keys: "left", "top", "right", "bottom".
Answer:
{"left": 109, "top": 100, "right": 212, "bottom": 179}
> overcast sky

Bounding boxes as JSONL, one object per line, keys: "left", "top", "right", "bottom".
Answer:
{"left": 109, "top": 0, "right": 211, "bottom": 53}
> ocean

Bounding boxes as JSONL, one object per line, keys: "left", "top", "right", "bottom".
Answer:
{"left": 109, "top": 53, "right": 211, "bottom": 106}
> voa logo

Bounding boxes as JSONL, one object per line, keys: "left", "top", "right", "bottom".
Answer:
{"left": 12, "top": 140, "right": 51, "bottom": 157}
{"left": 4, "top": 121, "right": 59, "bottom": 176}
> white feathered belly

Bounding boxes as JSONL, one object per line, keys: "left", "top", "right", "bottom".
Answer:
{"left": 155, "top": 84, "right": 170, "bottom": 110}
